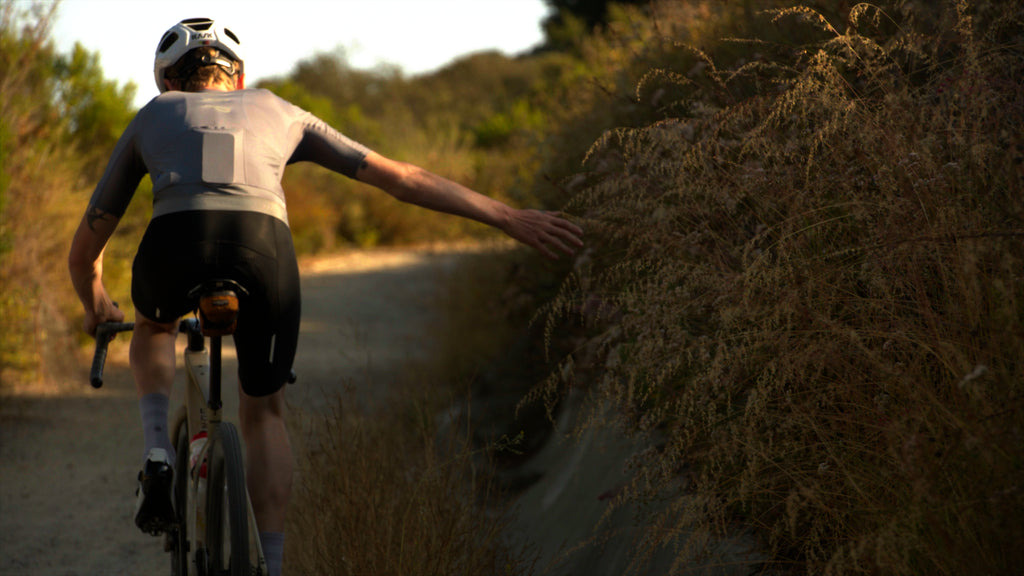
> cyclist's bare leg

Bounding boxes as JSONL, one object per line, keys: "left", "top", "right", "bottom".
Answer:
{"left": 237, "top": 385, "right": 293, "bottom": 531}
{"left": 129, "top": 308, "right": 179, "bottom": 534}
{"left": 130, "top": 309, "right": 179, "bottom": 398}
{"left": 238, "top": 385, "right": 291, "bottom": 575}
{"left": 130, "top": 309, "right": 179, "bottom": 461}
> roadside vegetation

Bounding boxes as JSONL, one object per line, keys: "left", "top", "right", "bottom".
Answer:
{"left": 3, "top": 0, "right": 1023, "bottom": 574}
{"left": 285, "top": 342, "right": 539, "bottom": 576}
{"left": 513, "top": 1, "right": 1024, "bottom": 574}
{"left": 1, "top": 2, "right": 138, "bottom": 388}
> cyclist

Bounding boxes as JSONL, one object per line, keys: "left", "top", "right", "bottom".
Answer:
{"left": 67, "top": 17, "right": 583, "bottom": 576}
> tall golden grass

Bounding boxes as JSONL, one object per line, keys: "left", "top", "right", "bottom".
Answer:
{"left": 286, "top": 387, "right": 531, "bottom": 576}
{"left": 283, "top": 244, "right": 574, "bottom": 575}
{"left": 526, "top": 1, "right": 1024, "bottom": 573}
{"left": 285, "top": 250, "right": 540, "bottom": 575}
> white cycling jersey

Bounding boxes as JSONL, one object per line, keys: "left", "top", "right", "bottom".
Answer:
{"left": 90, "top": 88, "right": 371, "bottom": 225}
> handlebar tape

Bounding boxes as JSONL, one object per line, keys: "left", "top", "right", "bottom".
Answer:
{"left": 90, "top": 322, "right": 135, "bottom": 388}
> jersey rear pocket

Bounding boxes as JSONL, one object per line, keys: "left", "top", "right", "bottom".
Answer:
{"left": 201, "top": 130, "right": 243, "bottom": 184}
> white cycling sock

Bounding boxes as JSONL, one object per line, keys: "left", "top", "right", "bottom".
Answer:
{"left": 139, "top": 392, "right": 175, "bottom": 463}
{"left": 260, "top": 532, "right": 285, "bottom": 576}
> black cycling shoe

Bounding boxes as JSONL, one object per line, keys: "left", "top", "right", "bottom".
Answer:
{"left": 134, "top": 448, "right": 175, "bottom": 536}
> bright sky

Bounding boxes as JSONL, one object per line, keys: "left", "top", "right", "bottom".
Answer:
{"left": 48, "top": 0, "right": 551, "bottom": 108}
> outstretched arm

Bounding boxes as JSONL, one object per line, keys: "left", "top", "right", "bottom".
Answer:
{"left": 68, "top": 205, "right": 125, "bottom": 335}
{"left": 355, "top": 151, "right": 583, "bottom": 259}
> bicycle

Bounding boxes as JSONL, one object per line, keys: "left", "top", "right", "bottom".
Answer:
{"left": 90, "top": 279, "right": 267, "bottom": 576}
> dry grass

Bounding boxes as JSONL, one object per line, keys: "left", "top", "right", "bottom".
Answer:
{"left": 286, "top": 389, "right": 527, "bottom": 576}
{"left": 528, "top": 1, "right": 1024, "bottom": 574}
{"left": 285, "top": 248, "right": 540, "bottom": 576}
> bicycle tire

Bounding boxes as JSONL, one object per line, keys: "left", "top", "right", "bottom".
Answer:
{"left": 170, "top": 409, "right": 190, "bottom": 576}
{"left": 205, "top": 422, "right": 251, "bottom": 576}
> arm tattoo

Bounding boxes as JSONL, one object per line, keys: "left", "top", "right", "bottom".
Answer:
{"left": 85, "top": 205, "right": 114, "bottom": 232}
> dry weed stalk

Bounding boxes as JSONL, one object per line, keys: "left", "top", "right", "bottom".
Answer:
{"left": 533, "top": 1, "right": 1024, "bottom": 574}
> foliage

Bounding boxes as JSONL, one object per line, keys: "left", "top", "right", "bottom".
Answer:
{"left": 528, "top": 1, "right": 1024, "bottom": 573}
{"left": 287, "top": 368, "right": 533, "bottom": 576}
{"left": 0, "top": 1, "right": 138, "bottom": 389}
{"left": 540, "top": 0, "right": 652, "bottom": 54}
{"left": 53, "top": 42, "right": 137, "bottom": 178}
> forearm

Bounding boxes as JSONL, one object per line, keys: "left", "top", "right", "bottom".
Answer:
{"left": 388, "top": 164, "right": 513, "bottom": 230}
{"left": 356, "top": 151, "right": 584, "bottom": 259}
{"left": 357, "top": 152, "right": 514, "bottom": 231}
{"left": 68, "top": 208, "right": 120, "bottom": 311}
{"left": 69, "top": 251, "right": 105, "bottom": 310}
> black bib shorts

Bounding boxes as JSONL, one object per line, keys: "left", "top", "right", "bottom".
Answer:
{"left": 132, "top": 210, "right": 300, "bottom": 397}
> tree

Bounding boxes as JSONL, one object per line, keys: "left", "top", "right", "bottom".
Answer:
{"left": 541, "top": 0, "right": 650, "bottom": 50}
{"left": 54, "top": 42, "right": 136, "bottom": 178}
{"left": 549, "top": 0, "right": 645, "bottom": 27}
{"left": 1, "top": 0, "right": 137, "bottom": 386}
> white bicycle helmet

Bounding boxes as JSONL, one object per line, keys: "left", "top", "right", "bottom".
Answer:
{"left": 154, "top": 18, "right": 244, "bottom": 93}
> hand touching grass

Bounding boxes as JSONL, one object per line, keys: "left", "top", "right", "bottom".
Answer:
{"left": 503, "top": 209, "right": 584, "bottom": 260}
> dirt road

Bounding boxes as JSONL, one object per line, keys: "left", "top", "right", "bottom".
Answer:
{"left": 0, "top": 247, "right": 466, "bottom": 575}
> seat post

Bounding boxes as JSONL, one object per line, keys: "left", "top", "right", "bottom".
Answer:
{"left": 189, "top": 279, "right": 246, "bottom": 415}
{"left": 209, "top": 335, "right": 223, "bottom": 412}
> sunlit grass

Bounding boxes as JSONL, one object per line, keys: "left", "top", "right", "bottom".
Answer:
{"left": 285, "top": 251, "right": 539, "bottom": 575}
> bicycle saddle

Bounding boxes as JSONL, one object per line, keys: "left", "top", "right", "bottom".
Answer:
{"left": 188, "top": 279, "right": 249, "bottom": 337}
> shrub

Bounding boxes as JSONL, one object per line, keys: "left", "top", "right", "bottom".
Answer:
{"left": 531, "top": 1, "right": 1024, "bottom": 573}
{"left": 1, "top": 2, "right": 137, "bottom": 389}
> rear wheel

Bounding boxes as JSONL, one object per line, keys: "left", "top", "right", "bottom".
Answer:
{"left": 170, "top": 409, "right": 190, "bottom": 576}
{"left": 205, "top": 422, "right": 251, "bottom": 576}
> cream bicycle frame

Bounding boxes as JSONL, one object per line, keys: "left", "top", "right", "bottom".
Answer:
{"left": 171, "top": 320, "right": 266, "bottom": 576}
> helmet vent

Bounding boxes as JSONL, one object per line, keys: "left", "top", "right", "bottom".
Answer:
{"left": 180, "top": 17, "right": 214, "bottom": 31}
{"left": 158, "top": 32, "right": 179, "bottom": 54}
{"left": 223, "top": 28, "right": 240, "bottom": 44}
